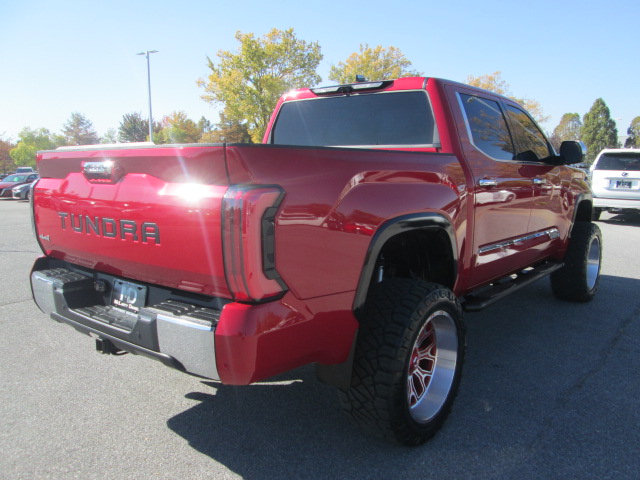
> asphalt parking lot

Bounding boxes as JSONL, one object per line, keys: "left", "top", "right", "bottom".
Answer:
{"left": 1, "top": 198, "right": 639, "bottom": 480}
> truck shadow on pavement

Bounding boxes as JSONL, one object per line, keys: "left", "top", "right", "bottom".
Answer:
{"left": 167, "top": 274, "right": 640, "bottom": 480}
{"left": 600, "top": 213, "right": 640, "bottom": 226}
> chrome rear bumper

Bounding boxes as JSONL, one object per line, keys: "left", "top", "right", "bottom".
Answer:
{"left": 31, "top": 266, "right": 220, "bottom": 380}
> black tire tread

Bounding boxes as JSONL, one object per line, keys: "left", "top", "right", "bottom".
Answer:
{"left": 339, "top": 278, "right": 465, "bottom": 446}
{"left": 551, "top": 221, "right": 602, "bottom": 302}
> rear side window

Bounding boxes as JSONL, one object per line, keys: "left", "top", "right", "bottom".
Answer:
{"left": 506, "top": 105, "right": 552, "bottom": 161}
{"left": 595, "top": 152, "right": 640, "bottom": 170}
{"left": 271, "top": 91, "right": 437, "bottom": 147}
{"left": 459, "top": 93, "right": 514, "bottom": 160}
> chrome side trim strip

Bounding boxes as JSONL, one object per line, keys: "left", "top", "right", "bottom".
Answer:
{"left": 479, "top": 228, "right": 560, "bottom": 254}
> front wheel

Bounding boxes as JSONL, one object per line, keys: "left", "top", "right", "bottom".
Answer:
{"left": 339, "top": 279, "right": 465, "bottom": 446}
{"left": 551, "top": 222, "right": 602, "bottom": 302}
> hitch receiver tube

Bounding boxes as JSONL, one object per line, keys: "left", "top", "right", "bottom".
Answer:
{"left": 95, "top": 337, "right": 126, "bottom": 355}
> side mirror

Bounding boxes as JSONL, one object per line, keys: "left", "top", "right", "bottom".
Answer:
{"left": 560, "top": 141, "right": 587, "bottom": 165}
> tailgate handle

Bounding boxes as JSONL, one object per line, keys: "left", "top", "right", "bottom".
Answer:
{"left": 83, "top": 160, "right": 124, "bottom": 183}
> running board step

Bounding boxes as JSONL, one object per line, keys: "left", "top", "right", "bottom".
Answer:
{"left": 462, "top": 261, "right": 563, "bottom": 312}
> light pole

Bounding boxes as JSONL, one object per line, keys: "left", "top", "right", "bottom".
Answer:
{"left": 136, "top": 50, "right": 159, "bottom": 143}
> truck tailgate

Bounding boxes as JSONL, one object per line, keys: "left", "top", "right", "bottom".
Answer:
{"left": 33, "top": 145, "right": 232, "bottom": 298}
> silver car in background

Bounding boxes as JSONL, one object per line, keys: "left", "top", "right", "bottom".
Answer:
{"left": 11, "top": 180, "right": 37, "bottom": 200}
{"left": 590, "top": 148, "right": 640, "bottom": 220}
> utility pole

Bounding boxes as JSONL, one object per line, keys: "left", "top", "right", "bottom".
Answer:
{"left": 136, "top": 50, "right": 159, "bottom": 143}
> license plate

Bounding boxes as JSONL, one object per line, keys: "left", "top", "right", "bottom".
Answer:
{"left": 616, "top": 180, "right": 632, "bottom": 189}
{"left": 111, "top": 280, "right": 147, "bottom": 314}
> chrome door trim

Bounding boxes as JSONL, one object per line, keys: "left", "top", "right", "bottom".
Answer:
{"left": 478, "top": 228, "right": 560, "bottom": 254}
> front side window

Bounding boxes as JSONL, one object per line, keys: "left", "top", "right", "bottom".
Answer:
{"left": 271, "top": 91, "right": 437, "bottom": 147}
{"left": 459, "top": 93, "right": 514, "bottom": 160}
{"left": 506, "top": 105, "right": 552, "bottom": 161}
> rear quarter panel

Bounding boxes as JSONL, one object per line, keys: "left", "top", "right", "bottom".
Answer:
{"left": 224, "top": 144, "right": 469, "bottom": 299}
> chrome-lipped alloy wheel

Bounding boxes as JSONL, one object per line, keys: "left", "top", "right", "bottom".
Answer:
{"left": 586, "top": 236, "right": 601, "bottom": 291}
{"left": 407, "top": 309, "right": 458, "bottom": 423}
{"left": 340, "top": 279, "right": 465, "bottom": 445}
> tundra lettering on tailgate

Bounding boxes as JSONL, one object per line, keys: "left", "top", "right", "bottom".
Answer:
{"left": 57, "top": 212, "right": 161, "bottom": 244}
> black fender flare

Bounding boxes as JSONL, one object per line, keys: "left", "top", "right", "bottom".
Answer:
{"left": 571, "top": 192, "right": 594, "bottom": 226}
{"left": 352, "top": 212, "right": 458, "bottom": 314}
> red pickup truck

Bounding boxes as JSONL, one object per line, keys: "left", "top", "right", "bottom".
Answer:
{"left": 30, "top": 77, "right": 601, "bottom": 446}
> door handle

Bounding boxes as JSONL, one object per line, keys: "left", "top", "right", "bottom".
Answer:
{"left": 478, "top": 178, "right": 498, "bottom": 187}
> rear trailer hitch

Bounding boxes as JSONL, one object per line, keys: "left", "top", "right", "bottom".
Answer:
{"left": 95, "top": 338, "right": 127, "bottom": 356}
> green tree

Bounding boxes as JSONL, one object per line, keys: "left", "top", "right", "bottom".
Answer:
{"left": 328, "top": 44, "right": 421, "bottom": 84}
{"left": 118, "top": 112, "right": 159, "bottom": 142}
{"left": 581, "top": 98, "right": 618, "bottom": 163}
{"left": 100, "top": 128, "right": 119, "bottom": 144}
{"left": 550, "top": 113, "right": 582, "bottom": 151}
{"left": 156, "top": 111, "right": 202, "bottom": 144}
{"left": 466, "top": 71, "right": 548, "bottom": 124}
{"left": 624, "top": 116, "right": 640, "bottom": 148}
{"left": 9, "top": 128, "right": 59, "bottom": 168}
{"left": 62, "top": 112, "right": 99, "bottom": 145}
{"left": 0, "top": 135, "right": 16, "bottom": 173}
{"left": 199, "top": 28, "right": 323, "bottom": 143}
{"left": 197, "top": 116, "right": 214, "bottom": 135}
{"left": 200, "top": 111, "right": 252, "bottom": 144}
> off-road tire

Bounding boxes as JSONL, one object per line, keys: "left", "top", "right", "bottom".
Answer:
{"left": 339, "top": 278, "right": 465, "bottom": 446}
{"left": 551, "top": 222, "right": 602, "bottom": 302}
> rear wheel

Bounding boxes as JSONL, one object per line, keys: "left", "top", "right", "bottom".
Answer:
{"left": 340, "top": 279, "right": 465, "bottom": 446}
{"left": 551, "top": 222, "right": 602, "bottom": 302}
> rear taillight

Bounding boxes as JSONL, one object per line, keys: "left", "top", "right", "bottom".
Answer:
{"left": 222, "top": 185, "right": 286, "bottom": 303}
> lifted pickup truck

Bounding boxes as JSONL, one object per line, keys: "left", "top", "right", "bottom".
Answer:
{"left": 30, "top": 77, "right": 601, "bottom": 446}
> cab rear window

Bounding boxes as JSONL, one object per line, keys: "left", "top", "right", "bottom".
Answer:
{"left": 595, "top": 153, "right": 640, "bottom": 171}
{"left": 271, "top": 91, "right": 437, "bottom": 147}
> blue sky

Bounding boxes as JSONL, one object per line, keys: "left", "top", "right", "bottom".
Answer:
{"left": 1, "top": 0, "right": 638, "bottom": 141}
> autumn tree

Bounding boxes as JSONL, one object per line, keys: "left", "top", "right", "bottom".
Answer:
{"left": 624, "top": 116, "right": 640, "bottom": 148}
{"left": 10, "top": 128, "right": 59, "bottom": 169}
{"left": 0, "top": 135, "right": 16, "bottom": 173}
{"left": 199, "top": 28, "right": 323, "bottom": 143}
{"left": 581, "top": 98, "right": 618, "bottom": 163}
{"left": 466, "top": 71, "right": 548, "bottom": 124}
{"left": 550, "top": 113, "right": 582, "bottom": 151}
{"left": 156, "top": 111, "right": 201, "bottom": 144}
{"left": 118, "top": 112, "right": 159, "bottom": 142}
{"left": 328, "top": 44, "right": 421, "bottom": 84}
{"left": 200, "top": 111, "right": 252, "bottom": 144}
{"left": 62, "top": 112, "right": 99, "bottom": 145}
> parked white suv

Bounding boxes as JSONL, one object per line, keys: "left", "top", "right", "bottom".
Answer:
{"left": 590, "top": 148, "right": 640, "bottom": 220}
